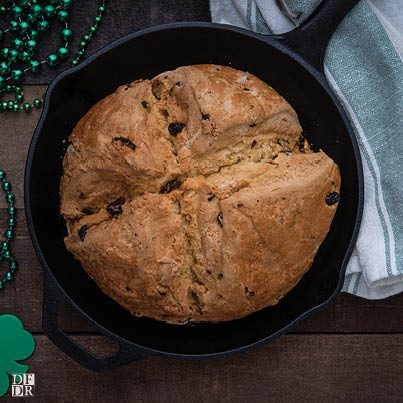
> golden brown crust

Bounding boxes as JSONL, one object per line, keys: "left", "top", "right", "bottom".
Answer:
{"left": 60, "top": 64, "right": 341, "bottom": 323}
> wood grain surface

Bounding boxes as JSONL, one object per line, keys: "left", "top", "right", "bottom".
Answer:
{"left": 0, "top": 1, "right": 402, "bottom": 402}
{"left": 10, "top": 0, "right": 212, "bottom": 85}
{"left": 1, "top": 335, "right": 403, "bottom": 403}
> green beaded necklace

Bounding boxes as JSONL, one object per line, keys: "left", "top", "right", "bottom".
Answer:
{"left": 0, "top": 1, "right": 107, "bottom": 289}
{"left": 0, "top": 170, "right": 17, "bottom": 289}
{"left": 0, "top": 0, "right": 107, "bottom": 112}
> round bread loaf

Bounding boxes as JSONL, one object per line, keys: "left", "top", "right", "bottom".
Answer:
{"left": 60, "top": 64, "right": 341, "bottom": 323}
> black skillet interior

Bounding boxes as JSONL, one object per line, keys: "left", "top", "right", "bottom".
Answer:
{"left": 26, "top": 3, "right": 362, "bottom": 359}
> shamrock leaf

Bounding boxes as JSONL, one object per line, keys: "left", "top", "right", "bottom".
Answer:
{"left": 0, "top": 315, "right": 35, "bottom": 398}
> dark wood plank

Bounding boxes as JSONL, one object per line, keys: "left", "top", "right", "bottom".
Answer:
{"left": 1, "top": 0, "right": 211, "bottom": 85}
{"left": 0, "top": 86, "right": 46, "bottom": 209}
{"left": 1, "top": 210, "right": 403, "bottom": 334}
{"left": 1, "top": 334, "right": 402, "bottom": 402}
{"left": 296, "top": 293, "right": 403, "bottom": 333}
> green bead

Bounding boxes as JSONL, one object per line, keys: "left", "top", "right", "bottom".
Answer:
{"left": 31, "top": 4, "right": 43, "bottom": 17}
{"left": 21, "top": 52, "right": 33, "bottom": 64}
{"left": 0, "top": 76, "right": 4, "bottom": 88}
{"left": 0, "top": 6, "right": 7, "bottom": 14}
{"left": 44, "top": 5, "right": 56, "bottom": 17}
{"left": 13, "top": 103, "right": 20, "bottom": 112}
{"left": 8, "top": 218, "right": 15, "bottom": 227}
{"left": 26, "top": 39, "right": 37, "bottom": 52}
{"left": 0, "top": 48, "right": 9, "bottom": 58}
{"left": 60, "top": 0, "right": 73, "bottom": 10}
{"left": 2, "top": 181, "right": 10, "bottom": 191}
{"left": 98, "top": 6, "right": 105, "bottom": 12}
{"left": 77, "top": 50, "right": 84, "bottom": 57}
{"left": 19, "top": 21, "right": 30, "bottom": 34}
{"left": 5, "top": 230, "right": 13, "bottom": 239}
{"left": 20, "top": 51, "right": 31, "bottom": 62}
{"left": 1, "top": 101, "right": 7, "bottom": 111}
{"left": 9, "top": 49, "right": 19, "bottom": 62}
{"left": 0, "top": 29, "right": 4, "bottom": 41}
{"left": 83, "top": 35, "right": 90, "bottom": 41}
{"left": 29, "top": 29, "right": 39, "bottom": 39}
{"left": 38, "top": 20, "right": 49, "bottom": 32}
{"left": 33, "top": 98, "right": 42, "bottom": 108}
{"left": 46, "top": 53, "right": 59, "bottom": 67}
{"left": 57, "top": 47, "right": 69, "bottom": 60}
{"left": 0, "top": 280, "right": 3, "bottom": 289}
{"left": 90, "top": 26, "right": 97, "bottom": 33}
{"left": 4, "top": 251, "right": 11, "bottom": 260}
{"left": 29, "top": 60, "right": 41, "bottom": 73}
{"left": 79, "top": 41, "right": 87, "bottom": 49}
{"left": 94, "top": 16, "right": 101, "bottom": 23}
{"left": 15, "top": 86, "right": 23, "bottom": 93}
{"left": 16, "top": 93, "right": 24, "bottom": 102}
{"left": 5, "top": 84, "right": 13, "bottom": 93}
{"left": 23, "top": 102, "right": 31, "bottom": 112}
{"left": 8, "top": 205, "right": 16, "bottom": 215}
{"left": 9, "top": 20, "right": 19, "bottom": 32}
{"left": 1, "top": 241, "right": 8, "bottom": 250}
{"left": 11, "top": 69, "right": 24, "bottom": 83}
{"left": 6, "top": 193, "right": 15, "bottom": 204}
{"left": 19, "top": 0, "right": 31, "bottom": 7}
{"left": 5, "top": 272, "right": 13, "bottom": 281}
{"left": 60, "top": 28, "right": 73, "bottom": 41}
{"left": 12, "top": 38, "right": 24, "bottom": 50}
{"left": 71, "top": 60, "right": 78, "bottom": 67}
{"left": 0, "top": 170, "right": 4, "bottom": 179}
{"left": 26, "top": 13, "right": 37, "bottom": 25}
{"left": 0, "top": 62, "right": 10, "bottom": 75}
{"left": 7, "top": 101, "right": 14, "bottom": 110}
{"left": 9, "top": 261, "right": 18, "bottom": 271}
{"left": 12, "top": 5, "right": 23, "bottom": 17}
{"left": 57, "top": 10, "right": 69, "bottom": 22}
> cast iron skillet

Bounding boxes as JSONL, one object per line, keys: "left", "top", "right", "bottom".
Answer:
{"left": 25, "top": 0, "right": 363, "bottom": 371}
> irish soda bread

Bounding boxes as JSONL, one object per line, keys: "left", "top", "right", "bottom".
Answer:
{"left": 60, "top": 64, "right": 341, "bottom": 323}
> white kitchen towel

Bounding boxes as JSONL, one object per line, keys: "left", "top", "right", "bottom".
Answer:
{"left": 210, "top": 0, "right": 403, "bottom": 299}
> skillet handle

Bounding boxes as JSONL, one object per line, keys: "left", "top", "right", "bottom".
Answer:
{"left": 279, "top": 0, "right": 361, "bottom": 72}
{"left": 42, "top": 272, "right": 147, "bottom": 372}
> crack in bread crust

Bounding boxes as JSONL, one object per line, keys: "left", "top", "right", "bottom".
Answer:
{"left": 61, "top": 64, "right": 341, "bottom": 324}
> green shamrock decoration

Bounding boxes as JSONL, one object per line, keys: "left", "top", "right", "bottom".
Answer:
{"left": 0, "top": 315, "right": 35, "bottom": 398}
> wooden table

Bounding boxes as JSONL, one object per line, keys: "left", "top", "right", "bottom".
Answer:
{"left": 1, "top": 2, "right": 402, "bottom": 402}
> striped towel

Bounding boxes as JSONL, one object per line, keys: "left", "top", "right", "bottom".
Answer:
{"left": 210, "top": 0, "right": 403, "bottom": 299}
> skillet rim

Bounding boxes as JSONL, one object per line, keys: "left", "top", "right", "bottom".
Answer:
{"left": 24, "top": 21, "right": 364, "bottom": 359}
